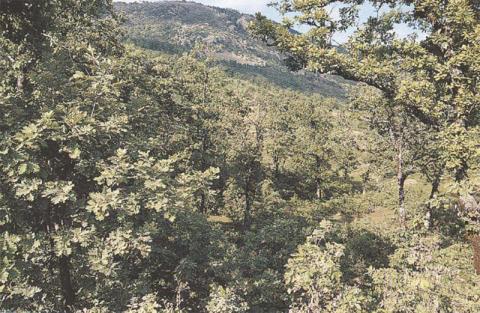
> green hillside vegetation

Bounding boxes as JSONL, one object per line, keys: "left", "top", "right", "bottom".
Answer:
{"left": 114, "top": 1, "right": 351, "bottom": 98}
{"left": 0, "top": 1, "right": 479, "bottom": 313}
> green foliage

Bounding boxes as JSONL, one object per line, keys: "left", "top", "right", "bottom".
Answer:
{"left": 285, "top": 221, "right": 372, "bottom": 312}
{"left": 371, "top": 235, "right": 480, "bottom": 312}
{"left": 1, "top": 1, "right": 479, "bottom": 312}
{"left": 206, "top": 285, "right": 249, "bottom": 313}
{"left": 251, "top": 0, "right": 480, "bottom": 211}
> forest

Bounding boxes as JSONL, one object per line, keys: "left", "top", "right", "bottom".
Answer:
{"left": 0, "top": 0, "right": 479, "bottom": 312}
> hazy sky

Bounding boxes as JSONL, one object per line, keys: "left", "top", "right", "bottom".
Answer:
{"left": 185, "top": 0, "right": 275, "bottom": 14}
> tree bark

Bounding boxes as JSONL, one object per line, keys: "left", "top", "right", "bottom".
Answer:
{"left": 454, "top": 118, "right": 469, "bottom": 183}
{"left": 398, "top": 173, "right": 406, "bottom": 227}
{"left": 470, "top": 235, "right": 480, "bottom": 275}
{"left": 316, "top": 178, "right": 322, "bottom": 200}
{"left": 397, "top": 144, "right": 407, "bottom": 227}
{"left": 315, "top": 155, "right": 322, "bottom": 200}
{"left": 199, "top": 192, "right": 206, "bottom": 215}
{"left": 361, "top": 168, "right": 370, "bottom": 196}
{"left": 424, "top": 175, "right": 441, "bottom": 230}
{"left": 16, "top": 73, "right": 25, "bottom": 92}
{"left": 273, "top": 154, "right": 280, "bottom": 178}
{"left": 59, "top": 255, "right": 75, "bottom": 312}
{"left": 454, "top": 158, "right": 468, "bottom": 183}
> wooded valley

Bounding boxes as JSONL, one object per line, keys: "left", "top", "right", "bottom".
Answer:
{"left": 0, "top": 1, "right": 479, "bottom": 312}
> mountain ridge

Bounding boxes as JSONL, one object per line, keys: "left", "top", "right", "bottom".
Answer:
{"left": 114, "top": 1, "right": 350, "bottom": 97}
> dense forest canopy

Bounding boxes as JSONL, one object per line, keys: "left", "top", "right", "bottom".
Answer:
{"left": 0, "top": 0, "right": 479, "bottom": 312}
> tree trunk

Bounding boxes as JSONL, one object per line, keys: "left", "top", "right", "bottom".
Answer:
{"left": 424, "top": 175, "right": 441, "bottom": 230}
{"left": 175, "top": 281, "right": 189, "bottom": 311}
{"left": 315, "top": 155, "right": 322, "bottom": 200}
{"left": 16, "top": 73, "right": 25, "bottom": 93}
{"left": 454, "top": 158, "right": 468, "bottom": 182}
{"left": 59, "top": 255, "right": 75, "bottom": 312}
{"left": 470, "top": 235, "right": 480, "bottom": 275}
{"left": 199, "top": 192, "right": 206, "bottom": 215}
{"left": 396, "top": 142, "right": 407, "bottom": 226}
{"left": 454, "top": 118, "right": 469, "bottom": 183}
{"left": 398, "top": 173, "right": 406, "bottom": 227}
{"left": 361, "top": 168, "right": 370, "bottom": 196}
{"left": 316, "top": 178, "right": 322, "bottom": 200}
{"left": 273, "top": 154, "right": 280, "bottom": 178}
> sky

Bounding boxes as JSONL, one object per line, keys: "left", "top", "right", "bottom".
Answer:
{"left": 184, "top": 0, "right": 275, "bottom": 15}
{"left": 115, "top": 0, "right": 280, "bottom": 20}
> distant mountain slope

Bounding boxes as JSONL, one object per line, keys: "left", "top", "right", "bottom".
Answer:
{"left": 114, "top": 1, "right": 350, "bottom": 98}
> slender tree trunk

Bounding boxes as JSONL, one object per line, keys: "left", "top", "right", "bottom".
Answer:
{"left": 175, "top": 281, "right": 189, "bottom": 311}
{"left": 398, "top": 174, "right": 406, "bottom": 227}
{"left": 397, "top": 145, "right": 406, "bottom": 226}
{"left": 16, "top": 73, "right": 25, "bottom": 92}
{"left": 45, "top": 201, "right": 75, "bottom": 312}
{"left": 362, "top": 168, "right": 370, "bottom": 196}
{"left": 59, "top": 255, "right": 75, "bottom": 312}
{"left": 454, "top": 118, "right": 469, "bottom": 183}
{"left": 315, "top": 155, "right": 322, "bottom": 200}
{"left": 273, "top": 154, "right": 280, "bottom": 178}
{"left": 470, "top": 235, "right": 480, "bottom": 275}
{"left": 316, "top": 178, "right": 322, "bottom": 200}
{"left": 454, "top": 159, "right": 468, "bottom": 182}
{"left": 199, "top": 192, "right": 206, "bottom": 215}
{"left": 424, "top": 175, "right": 441, "bottom": 230}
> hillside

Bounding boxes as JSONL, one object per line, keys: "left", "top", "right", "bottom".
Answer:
{"left": 114, "top": 1, "right": 350, "bottom": 97}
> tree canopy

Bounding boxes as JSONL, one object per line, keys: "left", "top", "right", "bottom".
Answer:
{"left": 0, "top": 1, "right": 479, "bottom": 312}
